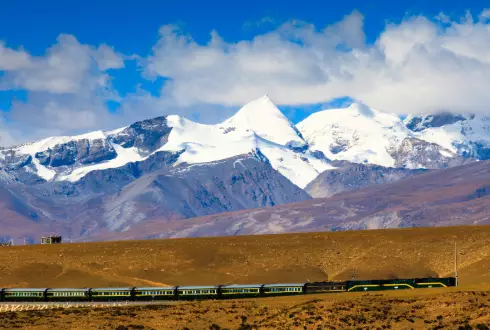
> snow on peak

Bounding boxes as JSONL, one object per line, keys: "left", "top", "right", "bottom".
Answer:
{"left": 221, "top": 95, "right": 306, "bottom": 148}
{"left": 12, "top": 126, "right": 130, "bottom": 182}
{"left": 16, "top": 128, "right": 124, "bottom": 156}
{"left": 404, "top": 113, "right": 469, "bottom": 132}
{"left": 161, "top": 110, "right": 332, "bottom": 189}
{"left": 297, "top": 103, "right": 410, "bottom": 167}
{"left": 411, "top": 113, "right": 490, "bottom": 154}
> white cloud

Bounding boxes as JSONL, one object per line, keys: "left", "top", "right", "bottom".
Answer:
{"left": 146, "top": 9, "right": 490, "bottom": 115}
{"left": 4, "top": 9, "right": 490, "bottom": 147}
{"left": 94, "top": 44, "right": 126, "bottom": 71}
{"left": 480, "top": 9, "right": 490, "bottom": 20}
{"left": 1, "top": 34, "right": 125, "bottom": 95}
{"left": 0, "top": 35, "right": 128, "bottom": 146}
{"left": 0, "top": 42, "right": 31, "bottom": 71}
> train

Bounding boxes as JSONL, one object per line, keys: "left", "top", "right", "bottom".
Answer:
{"left": 0, "top": 277, "right": 456, "bottom": 302}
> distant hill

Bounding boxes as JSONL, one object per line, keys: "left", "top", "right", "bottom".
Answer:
{"left": 97, "top": 160, "right": 490, "bottom": 240}
{"left": 1, "top": 226, "right": 489, "bottom": 290}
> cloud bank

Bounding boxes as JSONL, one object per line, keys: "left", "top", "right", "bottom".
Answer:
{"left": 2, "top": 9, "right": 490, "bottom": 145}
{"left": 147, "top": 10, "right": 490, "bottom": 115}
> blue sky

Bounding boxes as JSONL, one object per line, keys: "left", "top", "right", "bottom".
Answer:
{"left": 1, "top": 0, "right": 490, "bottom": 145}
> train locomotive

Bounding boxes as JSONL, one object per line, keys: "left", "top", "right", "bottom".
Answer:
{"left": 0, "top": 277, "right": 456, "bottom": 302}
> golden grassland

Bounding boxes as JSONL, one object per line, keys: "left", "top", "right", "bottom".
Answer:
{"left": 1, "top": 225, "right": 490, "bottom": 288}
{"left": 1, "top": 225, "right": 490, "bottom": 329}
{"left": 0, "top": 290, "right": 489, "bottom": 329}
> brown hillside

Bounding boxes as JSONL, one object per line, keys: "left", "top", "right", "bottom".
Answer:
{"left": 93, "top": 160, "right": 490, "bottom": 241}
{"left": 0, "top": 225, "right": 489, "bottom": 289}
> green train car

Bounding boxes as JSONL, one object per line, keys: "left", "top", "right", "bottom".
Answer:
{"left": 176, "top": 286, "right": 219, "bottom": 300}
{"left": 346, "top": 277, "right": 456, "bottom": 292}
{"left": 133, "top": 287, "right": 176, "bottom": 301}
{"left": 2, "top": 288, "right": 47, "bottom": 302}
{"left": 413, "top": 277, "right": 456, "bottom": 288}
{"left": 220, "top": 284, "right": 262, "bottom": 299}
{"left": 262, "top": 283, "right": 305, "bottom": 297}
{"left": 90, "top": 287, "right": 133, "bottom": 301}
{"left": 46, "top": 288, "right": 90, "bottom": 301}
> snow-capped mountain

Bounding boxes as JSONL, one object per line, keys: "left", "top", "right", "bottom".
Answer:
{"left": 3, "top": 95, "right": 333, "bottom": 189}
{"left": 160, "top": 95, "right": 332, "bottom": 188}
{"left": 0, "top": 94, "right": 489, "bottom": 242}
{"left": 1, "top": 96, "right": 473, "bottom": 191}
{"left": 405, "top": 113, "right": 490, "bottom": 160}
{"left": 220, "top": 94, "right": 307, "bottom": 149}
{"left": 297, "top": 102, "right": 464, "bottom": 169}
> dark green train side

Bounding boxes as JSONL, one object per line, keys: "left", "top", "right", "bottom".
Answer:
{"left": 0, "top": 277, "right": 456, "bottom": 302}
{"left": 345, "top": 277, "right": 456, "bottom": 292}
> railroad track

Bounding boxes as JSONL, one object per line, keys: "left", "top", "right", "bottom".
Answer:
{"left": 0, "top": 300, "right": 179, "bottom": 313}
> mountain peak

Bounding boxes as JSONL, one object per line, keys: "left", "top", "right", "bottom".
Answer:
{"left": 221, "top": 95, "right": 306, "bottom": 147}
{"left": 297, "top": 102, "right": 412, "bottom": 167}
{"left": 233, "top": 94, "right": 280, "bottom": 117}
{"left": 347, "top": 102, "right": 375, "bottom": 117}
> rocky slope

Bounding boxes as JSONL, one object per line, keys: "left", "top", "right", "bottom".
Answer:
{"left": 102, "top": 160, "right": 490, "bottom": 240}
{"left": 305, "top": 163, "right": 428, "bottom": 198}
{"left": 0, "top": 151, "right": 309, "bottom": 242}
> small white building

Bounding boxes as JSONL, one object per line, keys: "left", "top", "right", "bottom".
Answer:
{"left": 41, "top": 235, "right": 62, "bottom": 244}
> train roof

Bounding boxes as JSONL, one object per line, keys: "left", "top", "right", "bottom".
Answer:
{"left": 134, "top": 287, "right": 175, "bottom": 290}
{"left": 90, "top": 287, "right": 133, "bottom": 291}
{"left": 4, "top": 288, "right": 47, "bottom": 292}
{"left": 263, "top": 283, "right": 305, "bottom": 287}
{"left": 177, "top": 285, "right": 218, "bottom": 290}
{"left": 221, "top": 284, "right": 263, "bottom": 288}
{"left": 46, "top": 288, "right": 89, "bottom": 292}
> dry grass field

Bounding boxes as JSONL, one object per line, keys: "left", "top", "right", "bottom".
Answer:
{"left": 1, "top": 225, "right": 490, "bottom": 329}
{"left": 0, "top": 290, "right": 489, "bottom": 329}
{"left": 1, "top": 225, "right": 490, "bottom": 288}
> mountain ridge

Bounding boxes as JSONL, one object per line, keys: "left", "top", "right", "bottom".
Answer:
{"left": 2, "top": 96, "right": 477, "bottom": 188}
{"left": 95, "top": 159, "right": 490, "bottom": 241}
{"left": 0, "top": 95, "right": 489, "bottom": 242}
